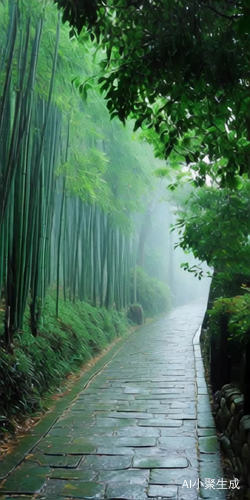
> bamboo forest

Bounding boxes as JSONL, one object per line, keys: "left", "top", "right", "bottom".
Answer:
{"left": 0, "top": 1, "right": 250, "bottom": 499}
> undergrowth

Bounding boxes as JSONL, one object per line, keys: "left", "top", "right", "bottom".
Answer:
{"left": 0, "top": 294, "right": 129, "bottom": 432}
{"left": 132, "top": 266, "right": 171, "bottom": 317}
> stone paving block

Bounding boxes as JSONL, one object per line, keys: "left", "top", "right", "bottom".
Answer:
{"left": 0, "top": 463, "right": 50, "bottom": 494}
{"left": 133, "top": 455, "right": 189, "bottom": 468}
{"left": 115, "top": 436, "right": 156, "bottom": 447}
{"left": 159, "top": 428, "right": 191, "bottom": 437}
{"left": 197, "top": 412, "right": 215, "bottom": 429}
{"left": 145, "top": 394, "right": 195, "bottom": 401}
{"left": 97, "top": 469, "right": 149, "bottom": 484}
{"left": 120, "top": 402, "right": 150, "bottom": 410}
{"left": 76, "top": 426, "right": 115, "bottom": 436}
{"left": 148, "top": 484, "right": 178, "bottom": 498}
{"left": 135, "top": 395, "right": 172, "bottom": 401}
{"left": 96, "top": 447, "right": 135, "bottom": 455}
{"left": 124, "top": 386, "right": 146, "bottom": 393}
{"left": 115, "top": 426, "right": 160, "bottom": 437}
{"left": 151, "top": 382, "right": 185, "bottom": 388}
{"left": 150, "top": 468, "right": 198, "bottom": 486}
{"left": 47, "top": 427, "right": 77, "bottom": 438}
{"left": 78, "top": 454, "right": 132, "bottom": 470}
{"left": 183, "top": 421, "right": 197, "bottom": 430}
{"left": 72, "top": 436, "right": 115, "bottom": 448}
{"left": 49, "top": 469, "right": 96, "bottom": 480}
{"left": 199, "top": 453, "right": 222, "bottom": 465}
{"left": 133, "top": 447, "right": 170, "bottom": 456}
{"left": 25, "top": 453, "right": 81, "bottom": 468}
{"left": 138, "top": 418, "right": 183, "bottom": 427}
{"left": 101, "top": 411, "right": 154, "bottom": 419}
{"left": 43, "top": 479, "right": 105, "bottom": 498}
{"left": 158, "top": 436, "right": 197, "bottom": 450}
{"left": 150, "top": 388, "right": 187, "bottom": 394}
{"left": 106, "top": 482, "right": 147, "bottom": 499}
{"left": 179, "top": 485, "right": 199, "bottom": 499}
{"left": 197, "top": 404, "right": 213, "bottom": 418}
{"left": 199, "top": 461, "right": 225, "bottom": 483}
{"left": 152, "top": 412, "right": 196, "bottom": 419}
{"left": 171, "top": 403, "right": 196, "bottom": 411}
{"left": 58, "top": 414, "right": 94, "bottom": 424}
{"left": 36, "top": 438, "right": 96, "bottom": 455}
{"left": 197, "top": 388, "right": 209, "bottom": 396}
{"left": 95, "top": 417, "right": 138, "bottom": 427}
{"left": 198, "top": 436, "right": 219, "bottom": 454}
{"left": 197, "top": 429, "right": 216, "bottom": 437}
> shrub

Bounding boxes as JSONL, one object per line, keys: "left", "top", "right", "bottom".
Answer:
{"left": 131, "top": 266, "right": 171, "bottom": 317}
{"left": 209, "top": 292, "right": 250, "bottom": 345}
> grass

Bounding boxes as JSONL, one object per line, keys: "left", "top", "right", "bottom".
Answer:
{"left": 0, "top": 293, "right": 129, "bottom": 433}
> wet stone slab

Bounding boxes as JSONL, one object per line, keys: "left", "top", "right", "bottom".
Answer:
{"left": 158, "top": 436, "right": 197, "bottom": 450}
{"left": 133, "top": 455, "right": 189, "bottom": 468}
{"left": 0, "top": 463, "right": 50, "bottom": 494}
{"left": 148, "top": 484, "right": 178, "bottom": 498}
{"left": 197, "top": 412, "right": 216, "bottom": 429}
{"left": 96, "top": 446, "right": 136, "bottom": 455}
{"left": 97, "top": 469, "right": 149, "bottom": 484}
{"left": 113, "top": 436, "right": 157, "bottom": 447}
{"left": 198, "top": 436, "right": 219, "bottom": 454}
{"left": 78, "top": 454, "right": 132, "bottom": 470}
{"left": 115, "top": 426, "right": 160, "bottom": 437}
{"left": 106, "top": 482, "right": 148, "bottom": 499}
{"left": 42, "top": 479, "right": 105, "bottom": 498}
{"left": 25, "top": 453, "right": 81, "bottom": 468}
{"left": 149, "top": 467, "right": 198, "bottom": 486}
{"left": 35, "top": 437, "right": 97, "bottom": 455}
{"left": 49, "top": 468, "right": 96, "bottom": 480}
{"left": 138, "top": 418, "right": 183, "bottom": 427}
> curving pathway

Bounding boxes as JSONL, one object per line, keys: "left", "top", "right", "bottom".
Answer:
{"left": 0, "top": 302, "right": 226, "bottom": 499}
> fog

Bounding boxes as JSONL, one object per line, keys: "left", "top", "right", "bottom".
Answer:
{"left": 138, "top": 201, "right": 211, "bottom": 308}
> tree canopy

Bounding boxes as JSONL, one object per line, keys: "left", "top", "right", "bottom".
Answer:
{"left": 54, "top": 0, "right": 250, "bottom": 186}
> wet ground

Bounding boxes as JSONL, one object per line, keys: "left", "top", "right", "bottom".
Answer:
{"left": 0, "top": 302, "right": 226, "bottom": 499}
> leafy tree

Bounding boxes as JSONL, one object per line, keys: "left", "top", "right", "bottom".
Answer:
{"left": 174, "top": 181, "right": 250, "bottom": 294}
{"left": 54, "top": 0, "right": 250, "bottom": 186}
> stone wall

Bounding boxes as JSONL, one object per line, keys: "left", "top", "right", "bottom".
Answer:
{"left": 214, "top": 383, "right": 250, "bottom": 496}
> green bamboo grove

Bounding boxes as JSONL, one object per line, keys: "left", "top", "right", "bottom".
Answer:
{"left": 51, "top": 195, "right": 132, "bottom": 311}
{"left": 0, "top": 0, "right": 163, "bottom": 351}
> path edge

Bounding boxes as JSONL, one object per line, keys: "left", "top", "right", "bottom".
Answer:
{"left": 193, "top": 325, "right": 226, "bottom": 499}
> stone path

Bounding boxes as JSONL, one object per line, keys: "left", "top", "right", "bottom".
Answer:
{"left": 0, "top": 302, "right": 226, "bottom": 500}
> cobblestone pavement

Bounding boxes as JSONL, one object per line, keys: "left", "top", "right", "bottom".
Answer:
{"left": 0, "top": 302, "right": 226, "bottom": 500}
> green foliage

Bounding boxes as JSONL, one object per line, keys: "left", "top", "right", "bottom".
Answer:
{"left": 209, "top": 292, "right": 250, "bottom": 345}
{"left": 55, "top": 0, "right": 250, "bottom": 186}
{"left": 174, "top": 181, "right": 250, "bottom": 283}
{"left": 0, "top": 293, "right": 128, "bottom": 428}
{"left": 132, "top": 267, "right": 171, "bottom": 317}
